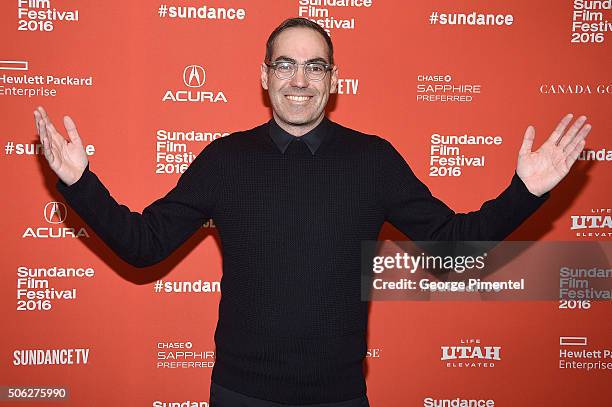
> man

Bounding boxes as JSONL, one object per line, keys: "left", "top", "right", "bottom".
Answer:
{"left": 34, "top": 17, "right": 590, "bottom": 407}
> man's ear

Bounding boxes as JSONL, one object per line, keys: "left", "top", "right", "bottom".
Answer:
{"left": 330, "top": 65, "right": 339, "bottom": 94}
{"left": 260, "top": 63, "right": 269, "bottom": 90}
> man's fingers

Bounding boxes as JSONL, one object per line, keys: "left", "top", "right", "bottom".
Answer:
{"left": 564, "top": 122, "right": 591, "bottom": 153}
{"left": 563, "top": 122, "right": 590, "bottom": 169}
{"left": 36, "top": 106, "right": 60, "bottom": 136}
{"left": 565, "top": 139, "right": 586, "bottom": 169}
{"left": 553, "top": 113, "right": 574, "bottom": 136}
{"left": 43, "top": 135, "right": 55, "bottom": 165}
{"left": 558, "top": 115, "right": 587, "bottom": 149}
{"left": 45, "top": 121, "right": 66, "bottom": 153}
{"left": 45, "top": 116, "right": 59, "bottom": 136}
{"left": 543, "top": 113, "right": 573, "bottom": 148}
{"left": 33, "top": 110, "right": 41, "bottom": 134}
{"left": 37, "top": 106, "right": 49, "bottom": 121}
{"left": 43, "top": 122, "right": 57, "bottom": 151}
{"left": 38, "top": 118, "right": 47, "bottom": 144}
{"left": 38, "top": 119, "right": 48, "bottom": 148}
{"left": 519, "top": 125, "right": 535, "bottom": 156}
{"left": 564, "top": 132, "right": 584, "bottom": 159}
{"left": 39, "top": 119, "right": 54, "bottom": 164}
{"left": 63, "top": 115, "right": 82, "bottom": 145}
{"left": 35, "top": 106, "right": 50, "bottom": 136}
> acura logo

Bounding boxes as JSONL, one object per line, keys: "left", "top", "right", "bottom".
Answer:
{"left": 44, "top": 201, "right": 67, "bottom": 224}
{"left": 183, "top": 65, "right": 206, "bottom": 88}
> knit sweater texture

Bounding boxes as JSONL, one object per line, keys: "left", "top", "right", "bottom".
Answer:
{"left": 56, "top": 118, "right": 547, "bottom": 404}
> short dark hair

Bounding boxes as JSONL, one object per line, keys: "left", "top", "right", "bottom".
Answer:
{"left": 265, "top": 17, "right": 334, "bottom": 65}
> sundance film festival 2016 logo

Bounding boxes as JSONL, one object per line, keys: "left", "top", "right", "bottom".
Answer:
{"left": 571, "top": 209, "right": 612, "bottom": 238}
{"left": 297, "top": 0, "right": 374, "bottom": 35}
{"left": 570, "top": 1, "right": 611, "bottom": 44}
{"left": 441, "top": 338, "right": 501, "bottom": 368}
{"left": 17, "top": 0, "right": 80, "bottom": 33}
{"left": 162, "top": 65, "right": 227, "bottom": 103}
{"left": 22, "top": 202, "right": 89, "bottom": 238}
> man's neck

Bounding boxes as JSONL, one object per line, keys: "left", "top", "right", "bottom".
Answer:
{"left": 272, "top": 113, "right": 325, "bottom": 137}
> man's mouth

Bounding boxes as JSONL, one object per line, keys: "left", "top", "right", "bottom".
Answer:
{"left": 285, "top": 95, "right": 312, "bottom": 102}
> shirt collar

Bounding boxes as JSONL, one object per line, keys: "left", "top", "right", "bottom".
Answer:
{"left": 268, "top": 117, "right": 330, "bottom": 155}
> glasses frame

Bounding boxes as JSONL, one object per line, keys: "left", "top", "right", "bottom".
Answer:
{"left": 265, "top": 60, "right": 334, "bottom": 82}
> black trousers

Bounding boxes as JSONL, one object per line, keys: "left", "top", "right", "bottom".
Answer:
{"left": 209, "top": 382, "right": 370, "bottom": 407}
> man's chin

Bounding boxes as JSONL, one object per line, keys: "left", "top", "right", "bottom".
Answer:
{"left": 277, "top": 114, "right": 318, "bottom": 127}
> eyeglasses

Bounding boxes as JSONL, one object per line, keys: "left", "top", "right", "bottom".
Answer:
{"left": 265, "top": 60, "right": 333, "bottom": 81}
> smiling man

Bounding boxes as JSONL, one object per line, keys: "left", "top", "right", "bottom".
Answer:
{"left": 35, "top": 17, "right": 590, "bottom": 407}
{"left": 261, "top": 21, "right": 338, "bottom": 136}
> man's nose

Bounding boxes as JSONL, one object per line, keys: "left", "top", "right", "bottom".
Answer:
{"left": 290, "top": 66, "right": 308, "bottom": 88}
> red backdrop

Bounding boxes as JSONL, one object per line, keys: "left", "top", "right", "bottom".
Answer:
{"left": 1, "top": 1, "right": 610, "bottom": 406}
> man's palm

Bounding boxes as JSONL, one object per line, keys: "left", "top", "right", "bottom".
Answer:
{"left": 34, "top": 106, "right": 88, "bottom": 186}
{"left": 517, "top": 114, "right": 590, "bottom": 197}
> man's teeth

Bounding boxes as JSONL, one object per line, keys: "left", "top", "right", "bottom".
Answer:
{"left": 286, "top": 95, "right": 311, "bottom": 101}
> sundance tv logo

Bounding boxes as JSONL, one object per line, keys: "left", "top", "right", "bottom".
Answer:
{"left": 571, "top": 209, "right": 612, "bottom": 238}
{"left": 163, "top": 64, "right": 227, "bottom": 103}
{"left": 441, "top": 338, "right": 501, "bottom": 368}
{"left": 13, "top": 348, "right": 90, "bottom": 365}
{"left": 22, "top": 201, "right": 89, "bottom": 239}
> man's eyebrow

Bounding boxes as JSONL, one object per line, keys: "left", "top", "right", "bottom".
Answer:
{"left": 305, "top": 57, "right": 329, "bottom": 64}
{"left": 273, "top": 56, "right": 329, "bottom": 64}
{"left": 273, "top": 56, "right": 297, "bottom": 63}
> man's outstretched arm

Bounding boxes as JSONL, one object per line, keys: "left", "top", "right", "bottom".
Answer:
{"left": 34, "top": 106, "right": 221, "bottom": 267}
{"left": 377, "top": 114, "right": 591, "bottom": 241}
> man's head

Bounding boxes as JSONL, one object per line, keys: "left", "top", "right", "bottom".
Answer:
{"left": 261, "top": 18, "right": 338, "bottom": 136}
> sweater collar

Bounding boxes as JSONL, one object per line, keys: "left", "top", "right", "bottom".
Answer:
{"left": 268, "top": 117, "right": 331, "bottom": 155}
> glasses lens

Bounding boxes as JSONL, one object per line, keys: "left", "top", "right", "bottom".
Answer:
{"left": 305, "top": 63, "right": 327, "bottom": 81}
{"left": 275, "top": 62, "right": 295, "bottom": 79}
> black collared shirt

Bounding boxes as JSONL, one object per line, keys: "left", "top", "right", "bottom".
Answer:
{"left": 268, "top": 117, "right": 331, "bottom": 155}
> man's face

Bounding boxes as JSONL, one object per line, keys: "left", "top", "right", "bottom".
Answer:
{"left": 261, "top": 27, "right": 338, "bottom": 135}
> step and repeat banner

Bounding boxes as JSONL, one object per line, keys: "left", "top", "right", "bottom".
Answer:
{"left": 1, "top": 1, "right": 610, "bottom": 406}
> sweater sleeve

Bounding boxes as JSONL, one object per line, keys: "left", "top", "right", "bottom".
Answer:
{"left": 376, "top": 138, "right": 548, "bottom": 241}
{"left": 55, "top": 139, "right": 222, "bottom": 267}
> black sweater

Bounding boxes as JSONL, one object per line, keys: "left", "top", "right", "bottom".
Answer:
{"left": 56, "top": 119, "right": 547, "bottom": 404}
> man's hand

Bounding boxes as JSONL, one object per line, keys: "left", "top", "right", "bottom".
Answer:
{"left": 517, "top": 113, "right": 591, "bottom": 197}
{"left": 34, "top": 106, "right": 88, "bottom": 186}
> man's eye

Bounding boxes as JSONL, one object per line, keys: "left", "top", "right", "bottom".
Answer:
{"left": 276, "top": 62, "right": 294, "bottom": 72}
{"left": 308, "top": 64, "right": 325, "bottom": 73}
